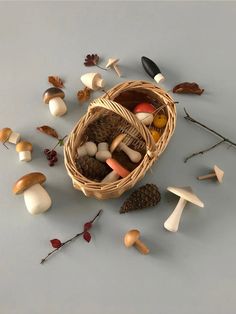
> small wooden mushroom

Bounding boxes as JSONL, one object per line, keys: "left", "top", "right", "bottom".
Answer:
{"left": 16, "top": 141, "right": 33, "bottom": 162}
{"left": 106, "top": 58, "right": 121, "bottom": 77}
{"left": 133, "top": 103, "right": 156, "bottom": 126}
{"left": 0, "top": 127, "right": 21, "bottom": 145}
{"left": 43, "top": 87, "right": 67, "bottom": 117}
{"left": 164, "top": 186, "right": 204, "bottom": 232}
{"left": 110, "top": 134, "right": 142, "bottom": 163}
{"left": 197, "top": 165, "right": 224, "bottom": 183}
{"left": 101, "top": 158, "right": 130, "bottom": 183}
{"left": 80, "top": 73, "right": 104, "bottom": 90}
{"left": 13, "top": 172, "right": 52, "bottom": 215}
{"left": 124, "top": 229, "right": 149, "bottom": 254}
{"left": 95, "top": 142, "right": 111, "bottom": 162}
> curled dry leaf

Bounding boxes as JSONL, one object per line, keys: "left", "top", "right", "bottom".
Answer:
{"left": 37, "top": 125, "right": 59, "bottom": 139}
{"left": 77, "top": 87, "right": 91, "bottom": 104}
{"left": 173, "top": 82, "right": 204, "bottom": 95}
{"left": 84, "top": 54, "right": 99, "bottom": 66}
{"left": 48, "top": 76, "right": 64, "bottom": 88}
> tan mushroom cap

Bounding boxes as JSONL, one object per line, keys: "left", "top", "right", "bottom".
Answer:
{"left": 43, "top": 87, "right": 65, "bottom": 104}
{"left": 0, "top": 128, "right": 12, "bottom": 142}
{"left": 213, "top": 165, "right": 224, "bottom": 183}
{"left": 167, "top": 186, "right": 204, "bottom": 208}
{"left": 13, "top": 172, "right": 46, "bottom": 195}
{"left": 124, "top": 229, "right": 140, "bottom": 247}
{"left": 16, "top": 141, "right": 33, "bottom": 152}
{"left": 110, "top": 134, "right": 126, "bottom": 153}
{"left": 106, "top": 58, "right": 119, "bottom": 68}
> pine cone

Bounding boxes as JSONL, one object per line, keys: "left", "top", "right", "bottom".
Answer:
{"left": 76, "top": 155, "right": 110, "bottom": 181}
{"left": 86, "top": 114, "right": 122, "bottom": 144}
{"left": 120, "top": 184, "right": 161, "bottom": 213}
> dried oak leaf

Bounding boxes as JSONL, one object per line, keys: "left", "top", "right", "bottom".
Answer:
{"left": 48, "top": 76, "right": 64, "bottom": 88}
{"left": 37, "top": 125, "right": 59, "bottom": 139}
{"left": 84, "top": 54, "right": 99, "bottom": 66}
{"left": 173, "top": 82, "right": 204, "bottom": 95}
{"left": 77, "top": 87, "right": 91, "bottom": 104}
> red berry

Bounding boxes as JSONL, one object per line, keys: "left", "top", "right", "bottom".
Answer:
{"left": 51, "top": 150, "right": 57, "bottom": 157}
{"left": 44, "top": 149, "right": 50, "bottom": 155}
{"left": 49, "top": 161, "right": 54, "bottom": 167}
{"left": 47, "top": 155, "right": 52, "bottom": 160}
{"left": 52, "top": 156, "right": 58, "bottom": 162}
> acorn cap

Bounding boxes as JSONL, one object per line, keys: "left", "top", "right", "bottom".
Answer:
{"left": 106, "top": 58, "right": 119, "bottom": 68}
{"left": 13, "top": 172, "right": 46, "bottom": 195}
{"left": 124, "top": 229, "right": 140, "bottom": 247}
{"left": 110, "top": 134, "right": 126, "bottom": 153}
{"left": 133, "top": 103, "right": 156, "bottom": 114}
{"left": 43, "top": 87, "right": 65, "bottom": 104}
{"left": 167, "top": 186, "right": 204, "bottom": 208}
{"left": 106, "top": 158, "right": 130, "bottom": 178}
{"left": 16, "top": 141, "right": 33, "bottom": 152}
{"left": 213, "top": 165, "right": 224, "bottom": 183}
{"left": 0, "top": 128, "right": 12, "bottom": 142}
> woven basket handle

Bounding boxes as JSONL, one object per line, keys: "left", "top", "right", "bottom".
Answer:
{"left": 88, "top": 98, "right": 157, "bottom": 157}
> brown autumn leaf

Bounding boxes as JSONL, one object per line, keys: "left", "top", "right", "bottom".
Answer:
{"left": 37, "top": 126, "right": 59, "bottom": 138}
{"left": 48, "top": 76, "right": 64, "bottom": 88}
{"left": 77, "top": 87, "right": 91, "bottom": 104}
{"left": 173, "top": 82, "right": 204, "bottom": 95}
{"left": 84, "top": 54, "right": 99, "bottom": 66}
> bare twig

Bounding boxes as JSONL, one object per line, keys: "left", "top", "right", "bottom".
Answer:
{"left": 184, "top": 108, "right": 236, "bottom": 162}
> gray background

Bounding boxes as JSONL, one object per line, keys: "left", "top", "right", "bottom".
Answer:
{"left": 0, "top": 1, "right": 236, "bottom": 314}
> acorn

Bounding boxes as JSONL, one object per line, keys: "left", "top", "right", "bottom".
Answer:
{"left": 76, "top": 155, "right": 110, "bottom": 181}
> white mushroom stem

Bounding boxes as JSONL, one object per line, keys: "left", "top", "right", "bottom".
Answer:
{"left": 113, "top": 64, "right": 121, "bottom": 77}
{"left": 119, "top": 142, "right": 142, "bottom": 163}
{"left": 8, "top": 132, "right": 20, "bottom": 144}
{"left": 96, "top": 142, "right": 111, "bottom": 162}
{"left": 98, "top": 142, "right": 109, "bottom": 151}
{"left": 164, "top": 198, "right": 187, "bottom": 232}
{"left": 95, "top": 78, "right": 104, "bottom": 88}
{"left": 197, "top": 173, "right": 216, "bottom": 180}
{"left": 19, "top": 151, "right": 31, "bottom": 162}
{"left": 23, "top": 183, "right": 52, "bottom": 215}
{"left": 101, "top": 171, "right": 119, "bottom": 183}
{"left": 49, "top": 97, "right": 67, "bottom": 117}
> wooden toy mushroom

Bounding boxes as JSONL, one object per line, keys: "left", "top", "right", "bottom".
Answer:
{"left": 133, "top": 103, "right": 156, "bottom": 126}
{"left": 80, "top": 73, "right": 104, "bottom": 90}
{"left": 124, "top": 229, "right": 149, "bottom": 254}
{"left": 0, "top": 127, "right": 20, "bottom": 145}
{"left": 101, "top": 158, "right": 130, "bottom": 183}
{"left": 13, "top": 172, "right": 52, "bottom": 215}
{"left": 110, "top": 134, "right": 142, "bottom": 163}
{"left": 164, "top": 186, "right": 204, "bottom": 232}
{"left": 197, "top": 165, "right": 224, "bottom": 183}
{"left": 43, "top": 87, "right": 67, "bottom": 117}
{"left": 16, "top": 141, "right": 33, "bottom": 162}
{"left": 106, "top": 58, "right": 121, "bottom": 77}
{"left": 77, "top": 142, "right": 97, "bottom": 158}
{"left": 95, "top": 142, "right": 111, "bottom": 162}
{"left": 141, "top": 56, "right": 165, "bottom": 84}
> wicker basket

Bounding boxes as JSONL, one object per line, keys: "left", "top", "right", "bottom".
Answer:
{"left": 64, "top": 80, "right": 176, "bottom": 199}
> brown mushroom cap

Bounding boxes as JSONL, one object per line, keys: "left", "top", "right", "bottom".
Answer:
{"left": 214, "top": 165, "right": 224, "bottom": 183}
{"left": 167, "top": 186, "right": 204, "bottom": 208}
{"left": 13, "top": 172, "right": 46, "bottom": 195}
{"left": 43, "top": 87, "right": 65, "bottom": 104}
{"left": 16, "top": 141, "right": 33, "bottom": 152}
{"left": 110, "top": 134, "right": 126, "bottom": 153}
{"left": 124, "top": 229, "right": 140, "bottom": 247}
{"left": 0, "top": 128, "right": 12, "bottom": 142}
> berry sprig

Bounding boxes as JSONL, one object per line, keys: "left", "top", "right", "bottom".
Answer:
{"left": 40, "top": 209, "right": 103, "bottom": 264}
{"left": 43, "top": 135, "right": 67, "bottom": 167}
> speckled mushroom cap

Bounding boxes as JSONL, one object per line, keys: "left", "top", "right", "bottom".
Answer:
{"left": 124, "top": 229, "right": 140, "bottom": 247}
{"left": 13, "top": 172, "right": 46, "bottom": 195}
{"left": 16, "top": 141, "right": 33, "bottom": 152}
{"left": 43, "top": 87, "right": 65, "bottom": 104}
{"left": 110, "top": 134, "right": 126, "bottom": 153}
{"left": 0, "top": 128, "right": 12, "bottom": 142}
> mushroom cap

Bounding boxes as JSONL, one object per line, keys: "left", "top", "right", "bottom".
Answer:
{"left": 80, "top": 73, "right": 102, "bottom": 90}
{"left": 43, "top": 87, "right": 65, "bottom": 104}
{"left": 214, "top": 165, "right": 224, "bottom": 183}
{"left": 16, "top": 141, "right": 33, "bottom": 152}
{"left": 0, "top": 128, "right": 12, "bottom": 142}
{"left": 133, "top": 103, "right": 156, "bottom": 114}
{"left": 13, "top": 172, "right": 46, "bottom": 195}
{"left": 124, "top": 229, "right": 140, "bottom": 247}
{"left": 167, "top": 186, "right": 204, "bottom": 208}
{"left": 106, "top": 158, "right": 130, "bottom": 178}
{"left": 110, "top": 134, "right": 126, "bottom": 153}
{"left": 106, "top": 58, "right": 119, "bottom": 68}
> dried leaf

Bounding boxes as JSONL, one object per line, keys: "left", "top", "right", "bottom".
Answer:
{"left": 77, "top": 87, "right": 91, "bottom": 104}
{"left": 37, "top": 125, "right": 59, "bottom": 139}
{"left": 84, "top": 222, "right": 92, "bottom": 231}
{"left": 84, "top": 54, "right": 99, "bottom": 66}
{"left": 83, "top": 231, "right": 91, "bottom": 243}
{"left": 173, "top": 82, "right": 204, "bottom": 95}
{"left": 50, "top": 239, "right": 62, "bottom": 249}
{"left": 48, "top": 76, "right": 64, "bottom": 88}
